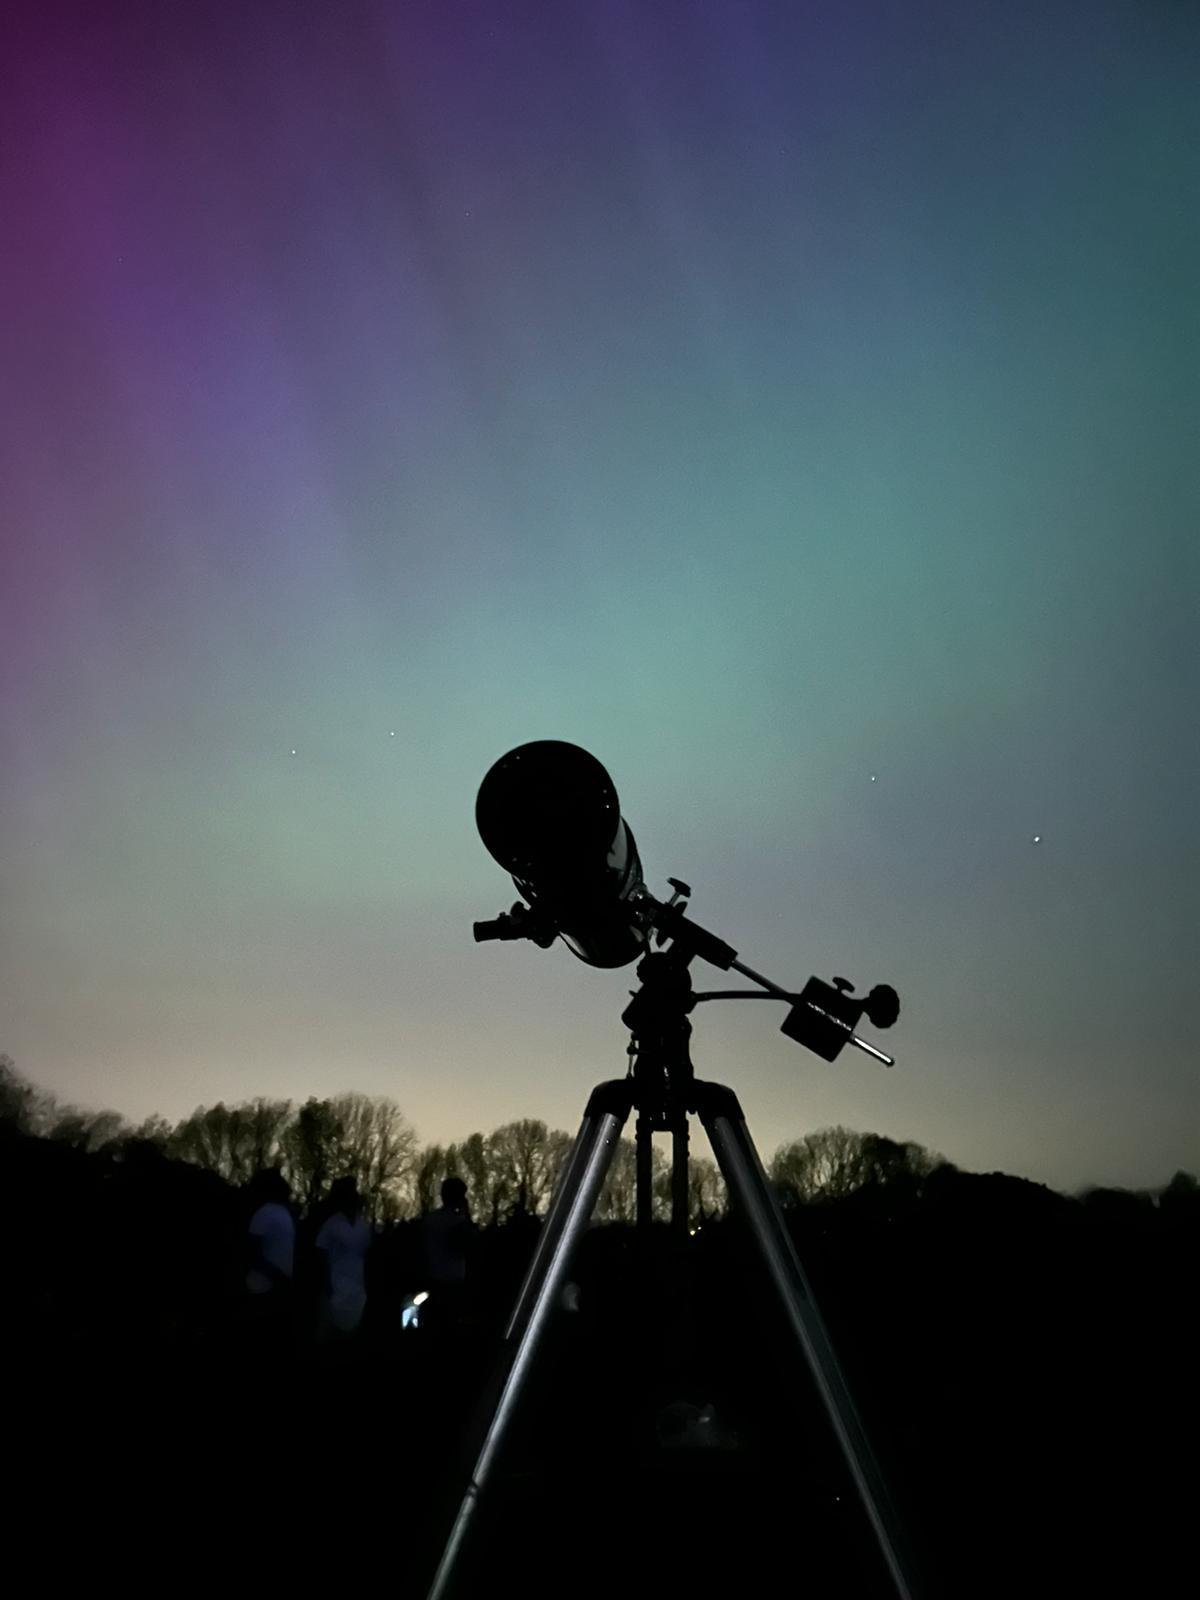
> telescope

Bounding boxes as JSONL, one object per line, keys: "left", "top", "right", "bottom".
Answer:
{"left": 427, "top": 742, "right": 916, "bottom": 1600}
{"left": 474, "top": 739, "right": 899, "bottom": 1064}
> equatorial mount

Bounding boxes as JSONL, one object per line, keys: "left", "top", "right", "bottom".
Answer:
{"left": 476, "top": 874, "right": 900, "bottom": 1069}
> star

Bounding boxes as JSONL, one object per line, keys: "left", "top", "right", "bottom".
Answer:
{"left": 1032, "top": 834, "right": 1041, "bottom": 844}
{"left": 290, "top": 749, "right": 297, "bottom": 757}
{"left": 869, "top": 774, "right": 877, "bottom": 782}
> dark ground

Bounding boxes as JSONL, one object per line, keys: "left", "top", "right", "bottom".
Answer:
{"left": 5, "top": 1144, "right": 1195, "bottom": 1598}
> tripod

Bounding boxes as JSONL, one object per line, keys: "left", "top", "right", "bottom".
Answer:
{"left": 426, "top": 918, "right": 919, "bottom": 1600}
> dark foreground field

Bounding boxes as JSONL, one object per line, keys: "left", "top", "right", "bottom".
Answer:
{"left": 8, "top": 1177, "right": 1194, "bottom": 1600}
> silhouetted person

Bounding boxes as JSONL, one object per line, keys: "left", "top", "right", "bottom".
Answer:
{"left": 242, "top": 1167, "right": 296, "bottom": 1362}
{"left": 315, "top": 1177, "right": 371, "bottom": 1338}
{"left": 421, "top": 1176, "right": 475, "bottom": 1334}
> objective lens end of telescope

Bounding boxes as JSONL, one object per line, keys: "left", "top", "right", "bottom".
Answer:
{"left": 475, "top": 741, "right": 647, "bottom": 968}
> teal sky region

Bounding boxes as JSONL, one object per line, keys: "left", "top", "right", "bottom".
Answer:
{"left": 2, "top": 0, "right": 1196, "bottom": 1191}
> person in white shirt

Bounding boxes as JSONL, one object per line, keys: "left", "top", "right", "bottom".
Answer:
{"left": 315, "top": 1178, "right": 372, "bottom": 1337}
{"left": 246, "top": 1169, "right": 295, "bottom": 1296}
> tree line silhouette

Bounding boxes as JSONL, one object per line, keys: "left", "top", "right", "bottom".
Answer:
{"left": 5, "top": 1049, "right": 1194, "bottom": 1227}
{"left": 0, "top": 1053, "right": 780, "bottom": 1226}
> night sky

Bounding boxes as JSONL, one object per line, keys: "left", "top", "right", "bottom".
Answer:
{"left": 2, "top": 0, "right": 1195, "bottom": 1192}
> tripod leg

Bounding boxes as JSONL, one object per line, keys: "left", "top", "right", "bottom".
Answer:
{"left": 502, "top": 1095, "right": 602, "bottom": 1338}
{"left": 671, "top": 1112, "right": 689, "bottom": 1233}
{"left": 696, "top": 1081, "right": 920, "bottom": 1600}
{"left": 635, "top": 1110, "right": 654, "bottom": 1227}
{"left": 426, "top": 1079, "right": 633, "bottom": 1600}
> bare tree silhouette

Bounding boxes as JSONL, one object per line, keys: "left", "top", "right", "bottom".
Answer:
{"left": 770, "top": 1125, "right": 938, "bottom": 1206}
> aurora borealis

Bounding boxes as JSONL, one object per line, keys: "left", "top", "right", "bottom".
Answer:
{"left": 2, "top": 0, "right": 1195, "bottom": 1190}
